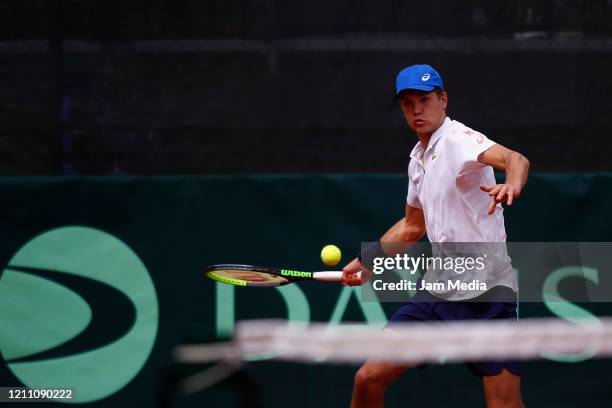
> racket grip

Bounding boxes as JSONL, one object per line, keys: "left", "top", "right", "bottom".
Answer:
{"left": 313, "top": 271, "right": 362, "bottom": 282}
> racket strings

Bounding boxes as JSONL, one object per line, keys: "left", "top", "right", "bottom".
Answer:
{"left": 208, "top": 268, "right": 290, "bottom": 287}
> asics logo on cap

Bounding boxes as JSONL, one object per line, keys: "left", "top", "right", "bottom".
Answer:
{"left": 422, "top": 73, "right": 431, "bottom": 81}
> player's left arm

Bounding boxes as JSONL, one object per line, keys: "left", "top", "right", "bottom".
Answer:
{"left": 477, "top": 144, "right": 530, "bottom": 214}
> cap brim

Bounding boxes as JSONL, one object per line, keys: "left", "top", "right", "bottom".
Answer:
{"left": 396, "top": 84, "right": 436, "bottom": 95}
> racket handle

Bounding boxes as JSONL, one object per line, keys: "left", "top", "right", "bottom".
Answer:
{"left": 312, "top": 271, "right": 362, "bottom": 282}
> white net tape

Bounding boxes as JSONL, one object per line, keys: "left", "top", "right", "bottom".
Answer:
{"left": 175, "top": 318, "right": 612, "bottom": 365}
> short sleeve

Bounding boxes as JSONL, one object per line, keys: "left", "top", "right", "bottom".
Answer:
{"left": 447, "top": 127, "right": 496, "bottom": 176}
{"left": 406, "top": 161, "right": 422, "bottom": 208}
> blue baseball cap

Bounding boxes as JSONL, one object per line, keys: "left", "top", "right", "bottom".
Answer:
{"left": 395, "top": 64, "right": 444, "bottom": 96}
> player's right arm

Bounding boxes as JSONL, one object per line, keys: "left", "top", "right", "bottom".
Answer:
{"left": 342, "top": 204, "right": 426, "bottom": 286}
{"left": 380, "top": 204, "right": 426, "bottom": 243}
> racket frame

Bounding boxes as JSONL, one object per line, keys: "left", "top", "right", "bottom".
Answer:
{"left": 205, "top": 264, "right": 348, "bottom": 287}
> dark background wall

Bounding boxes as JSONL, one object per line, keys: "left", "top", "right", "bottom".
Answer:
{"left": 1, "top": 0, "right": 612, "bottom": 175}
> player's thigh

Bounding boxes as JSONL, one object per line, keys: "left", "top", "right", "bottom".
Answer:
{"left": 354, "top": 360, "right": 411, "bottom": 388}
{"left": 482, "top": 369, "right": 523, "bottom": 408}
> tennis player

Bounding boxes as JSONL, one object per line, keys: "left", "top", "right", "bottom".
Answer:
{"left": 342, "top": 64, "right": 530, "bottom": 408}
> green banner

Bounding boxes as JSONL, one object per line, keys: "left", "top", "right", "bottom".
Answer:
{"left": 0, "top": 174, "right": 611, "bottom": 407}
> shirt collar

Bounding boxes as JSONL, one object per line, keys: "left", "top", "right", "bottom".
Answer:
{"left": 409, "top": 116, "right": 451, "bottom": 161}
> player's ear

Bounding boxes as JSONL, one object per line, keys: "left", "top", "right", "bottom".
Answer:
{"left": 439, "top": 91, "right": 448, "bottom": 110}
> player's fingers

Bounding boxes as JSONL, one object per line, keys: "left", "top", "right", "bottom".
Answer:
{"left": 342, "top": 270, "right": 358, "bottom": 286}
{"left": 480, "top": 184, "right": 495, "bottom": 192}
{"left": 488, "top": 186, "right": 502, "bottom": 196}
{"left": 341, "top": 271, "right": 351, "bottom": 285}
{"left": 345, "top": 270, "right": 366, "bottom": 286}
{"left": 356, "top": 271, "right": 367, "bottom": 284}
{"left": 507, "top": 190, "right": 514, "bottom": 206}
{"left": 496, "top": 185, "right": 508, "bottom": 201}
{"left": 488, "top": 197, "right": 496, "bottom": 214}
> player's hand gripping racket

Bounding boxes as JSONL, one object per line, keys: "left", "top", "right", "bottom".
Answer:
{"left": 205, "top": 264, "right": 361, "bottom": 287}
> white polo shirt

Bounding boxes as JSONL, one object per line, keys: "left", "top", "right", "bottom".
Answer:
{"left": 406, "top": 116, "right": 517, "bottom": 299}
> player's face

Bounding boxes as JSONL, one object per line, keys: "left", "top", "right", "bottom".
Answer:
{"left": 399, "top": 90, "right": 448, "bottom": 135}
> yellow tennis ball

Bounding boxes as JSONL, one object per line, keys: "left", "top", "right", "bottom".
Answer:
{"left": 321, "top": 244, "right": 341, "bottom": 266}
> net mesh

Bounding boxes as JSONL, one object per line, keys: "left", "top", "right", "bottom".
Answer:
{"left": 176, "top": 318, "right": 612, "bottom": 366}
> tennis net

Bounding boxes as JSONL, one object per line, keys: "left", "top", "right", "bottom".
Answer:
{"left": 176, "top": 317, "right": 612, "bottom": 366}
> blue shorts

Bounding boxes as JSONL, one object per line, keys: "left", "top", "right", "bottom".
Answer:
{"left": 387, "top": 299, "right": 520, "bottom": 377}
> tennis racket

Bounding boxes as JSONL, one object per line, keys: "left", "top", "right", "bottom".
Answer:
{"left": 205, "top": 264, "right": 361, "bottom": 288}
